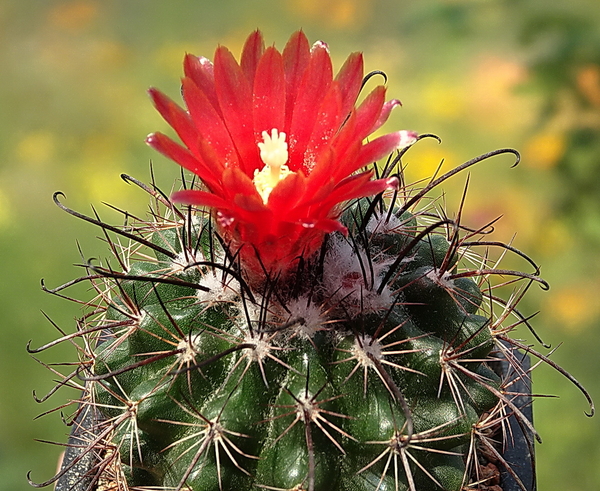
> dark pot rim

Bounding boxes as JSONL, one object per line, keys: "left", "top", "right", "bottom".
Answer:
{"left": 498, "top": 349, "right": 536, "bottom": 491}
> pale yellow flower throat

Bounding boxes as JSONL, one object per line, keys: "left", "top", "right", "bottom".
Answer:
{"left": 253, "top": 129, "right": 295, "bottom": 204}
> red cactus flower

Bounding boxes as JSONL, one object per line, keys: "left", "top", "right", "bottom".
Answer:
{"left": 146, "top": 30, "right": 417, "bottom": 279}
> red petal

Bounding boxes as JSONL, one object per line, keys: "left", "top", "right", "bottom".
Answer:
{"left": 312, "top": 174, "right": 397, "bottom": 215}
{"left": 303, "top": 178, "right": 337, "bottom": 208}
{"left": 233, "top": 193, "right": 267, "bottom": 213}
{"left": 328, "top": 111, "right": 359, "bottom": 162}
{"left": 222, "top": 167, "right": 261, "bottom": 202}
{"left": 171, "top": 189, "right": 231, "bottom": 208}
{"left": 303, "top": 217, "right": 347, "bottom": 234}
{"left": 330, "top": 174, "right": 399, "bottom": 203}
{"left": 267, "top": 171, "right": 306, "bottom": 211}
{"left": 308, "top": 139, "right": 361, "bottom": 188}
{"left": 339, "top": 179, "right": 398, "bottom": 204}
{"left": 146, "top": 133, "right": 223, "bottom": 192}
{"left": 313, "top": 171, "right": 372, "bottom": 209}
{"left": 353, "top": 131, "right": 418, "bottom": 172}
{"left": 354, "top": 86, "right": 387, "bottom": 141}
{"left": 253, "top": 47, "right": 286, "bottom": 140}
{"left": 241, "top": 30, "right": 265, "bottom": 84}
{"left": 182, "top": 77, "right": 239, "bottom": 167}
{"left": 301, "top": 147, "right": 336, "bottom": 198}
{"left": 288, "top": 42, "right": 333, "bottom": 166}
{"left": 370, "top": 99, "right": 402, "bottom": 134}
{"left": 148, "top": 88, "right": 199, "bottom": 152}
{"left": 183, "top": 54, "right": 220, "bottom": 115}
{"left": 282, "top": 31, "right": 311, "bottom": 131}
{"left": 334, "top": 52, "right": 363, "bottom": 117}
{"left": 214, "top": 46, "right": 258, "bottom": 175}
{"left": 302, "top": 82, "right": 343, "bottom": 174}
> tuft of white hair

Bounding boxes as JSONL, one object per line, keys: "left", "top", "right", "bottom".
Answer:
{"left": 322, "top": 238, "right": 395, "bottom": 315}
{"left": 197, "top": 272, "right": 241, "bottom": 307}
{"left": 285, "top": 296, "right": 330, "bottom": 339}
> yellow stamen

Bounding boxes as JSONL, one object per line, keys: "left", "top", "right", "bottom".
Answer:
{"left": 253, "top": 129, "right": 295, "bottom": 203}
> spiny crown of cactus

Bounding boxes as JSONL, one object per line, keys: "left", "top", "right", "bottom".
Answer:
{"left": 32, "top": 30, "right": 594, "bottom": 491}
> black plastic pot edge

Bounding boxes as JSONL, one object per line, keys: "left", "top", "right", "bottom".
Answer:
{"left": 54, "top": 354, "right": 536, "bottom": 491}
{"left": 55, "top": 402, "right": 103, "bottom": 491}
{"left": 499, "top": 350, "right": 536, "bottom": 491}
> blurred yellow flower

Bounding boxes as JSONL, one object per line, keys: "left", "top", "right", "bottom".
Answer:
{"left": 286, "top": 0, "right": 372, "bottom": 28}
{"left": 523, "top": 131, "right": 566, "bottom": 170}
{"left": 0, "top": 186, "right": 13, "bottom": 228}
{"left": 577, "top": 64, "right": 600, "bottom": 108}
{"left": 467, "top": 56, "right": 533, "bottom": 133}
{"left": 545, "top": 285, "right": 600, "bottom": 333}
{"left": 15, "top": 131, "right": 56, "bottom": 167}
{"left": 73, "top": 134, "right": 126, "bottom": 203}
{"left": 47, "top": 0, "right": 99, "bottom": 32}
{"left": 535, "top": 219, "right": 573, "bottom": 257}
{"left": 422, "top": 80, "right": 464, "bottom": 120}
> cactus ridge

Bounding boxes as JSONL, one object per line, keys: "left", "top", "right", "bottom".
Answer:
{"left": 32, "top": 143, "right": 594, "bottom": 491}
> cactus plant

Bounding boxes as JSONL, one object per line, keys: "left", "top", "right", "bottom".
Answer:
{"left": 31, "top": 30, "right": 593, "bottom": 491}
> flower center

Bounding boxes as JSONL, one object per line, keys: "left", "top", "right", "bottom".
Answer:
{"left": 253, "top": 128, "right": 295, "bottom": 204}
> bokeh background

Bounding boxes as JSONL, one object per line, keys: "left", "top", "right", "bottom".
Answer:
{"left": 1, "top": 0, "right": 599, "bottom": 489}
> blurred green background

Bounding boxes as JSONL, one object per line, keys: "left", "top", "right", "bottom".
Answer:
{"left": 1, "top": 0, "right": 599, "bottom": 489}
